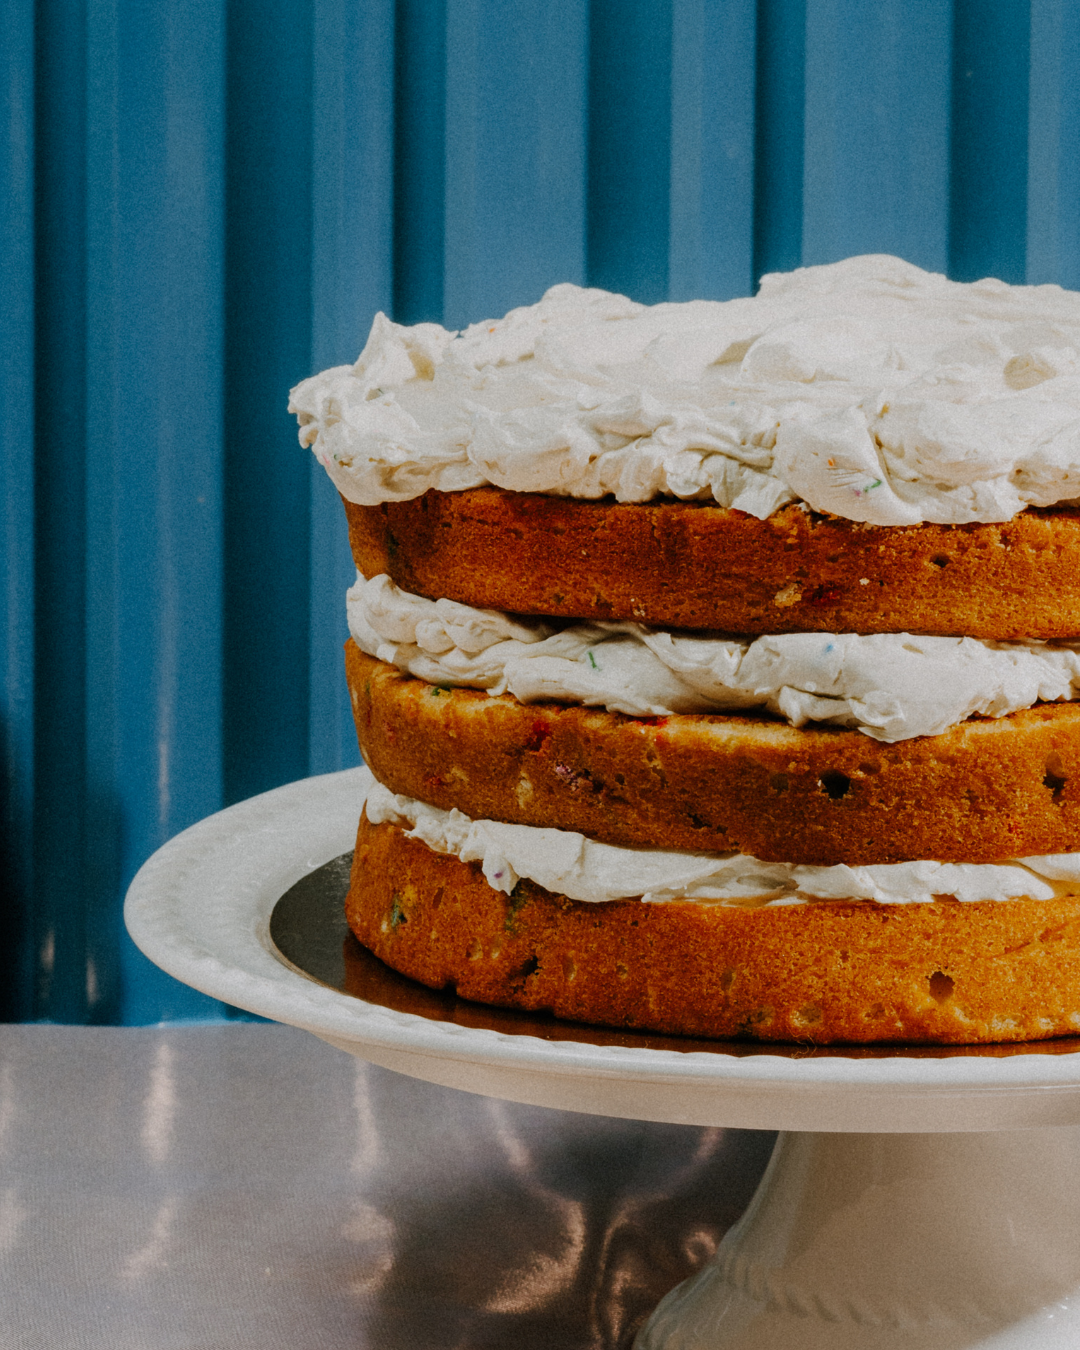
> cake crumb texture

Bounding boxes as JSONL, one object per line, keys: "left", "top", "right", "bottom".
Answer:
{"left": 345, "top": 490, "right": 1080, "bottom": 639}
{"left": 349, "top": 815, "right": 1080, "bottom": 1045}
{"left": 348, "top": 644, "right": 1080, "bottom": 867}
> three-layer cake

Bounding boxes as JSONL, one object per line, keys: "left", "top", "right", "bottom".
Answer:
{"left": 292, "top": 254, "right": 1080, "bottom": 1043}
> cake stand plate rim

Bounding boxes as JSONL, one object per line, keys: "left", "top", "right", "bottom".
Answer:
{"left": 123, "top": 766, "right": 1080, "bottom": 1124}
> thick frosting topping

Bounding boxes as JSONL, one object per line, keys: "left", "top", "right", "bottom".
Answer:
{"left": 365, "top": 782, "right": 1080, "bottom": 906}
{"left": 349, "top": 573, "right": 1080, "bottom": 742}
{"left": 291, "top": 255, "right": 1080, "bottom": 525}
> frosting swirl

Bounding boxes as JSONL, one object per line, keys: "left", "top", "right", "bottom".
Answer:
{"left": 292, "top": 255, "right": 1080, "bottom": 526}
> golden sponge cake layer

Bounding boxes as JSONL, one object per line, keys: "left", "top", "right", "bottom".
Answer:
{"left": 348, "top": 643, "right": 1080, "bottom": 867}
{"left": 345, "top": 489, "right": 1080, "bottom": 640}
{"left": 349, "top": 813, "right": 1080, "bottom": 1045}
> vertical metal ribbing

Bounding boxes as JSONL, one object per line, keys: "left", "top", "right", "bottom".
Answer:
{"left": 222, "top": 0, "right": 314, "bottom": 810}
{"left": 802, "top": 0, "right": 952, "bottom": 272}
{"left": 85, "top": 0, "right": 227, "bottom": 1022}
{"left": 308, "top": 0, "right": 394, "bottom": 777}
{"left": 752, "top": 0, "right": 805, "bottom": 282}
{"left": 587, "top": 0, "right": 673, "bottom": 302}
{"left": 1027, "top": 0, "right": 1080, "bottom": 288}
{"left": 393, "top": 0, "right": 447, "bottom": 325}
{"left": 443, "top": 0, "right": 588, "bottom": 329}
{"left": 669, "top": 0, "right": 757, "bottom": 302}
{"left": 6, "top": 0, "right": 1080, "bottom": 1023}
{"left": 0, "top": 0, "right": 35, "bottom": 1021}
{"left": 949, "top": 0, "right": 1031, "bottom": 282}
{"left": 32, "top": 0, "right": 90, "bottom": 1022}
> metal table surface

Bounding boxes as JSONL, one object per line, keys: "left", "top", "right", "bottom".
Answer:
{"left": 0, "top": 1024, "right": 774, "bottom": 1350}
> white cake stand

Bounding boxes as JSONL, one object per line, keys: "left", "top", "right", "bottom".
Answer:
{"left": 126, "top": 767, "right": 1080, "bottom": 1349}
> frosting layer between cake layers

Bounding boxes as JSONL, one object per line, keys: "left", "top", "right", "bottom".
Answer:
{"left": 366, "top": 781, "right": 1080, "bottom": 908}
{"left": 349, "top": 572, "right": 1080, "bottom": 742}
{"left": 291, "top": 254, "right": 1080, "bottom": 527}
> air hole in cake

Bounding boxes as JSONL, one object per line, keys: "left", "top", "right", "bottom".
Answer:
{"left": 616, "top": 962, "right": 629, "bottom": 980}
{"left": 770, "top": 773, "right": 789, "bottom": 793}
{"left": 504, "top": 882, "right": 530, "bottom": 931}
{"left": 1044, "top": 752, "right": 1068, "bottom": 803}
{"left": 795, "top": 1005, "right": 822, "bottom": 1026}
{"left": 931, "top": 554, "right": 950, "bottom": 568}
{"left": 516, "top": 955, "right": 539, "bottom": 980}
{"left": 838, "top": 949, "right": 850, "bottom": 964}
{"left": 466, "top": 940, "right": 482, "bottom": 961}
{"left": 819, "top": 770, "right": 851, "bottom": 799}
{"left": 720, "top": 969, "right": 735, "bottom": 993}
{"left": 749, "top": 1006, "right": 774, "bottom": 1026}
{"left": 563, "top": 956, "right": 577, "bottom": 982}
{"left": 431, "top": 886, "right": 445, "bottom": 911}
{"left": 689, "top": 813, "right": 707, "bottom": 830}
{"left": 929, "top": 971, "right": 954, "bottom": 1002}
{"left": 523, "top": 722, "right": 551, "bottom": 753}
{"left": 858, "top": 762, "right": 880, "bottom": 775}
{"left": 865, "top": 1003, "right": 885, "bottom": 1020}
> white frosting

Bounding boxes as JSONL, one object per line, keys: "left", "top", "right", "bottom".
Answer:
{"left": 291, "top": 255, "right": 1080, "bottom": 525}
{"left": 365, "top": 782, "right": 1080, "bottom": 907}
{"left": 349, "top": 573, "right": 1080, "bottom": 742}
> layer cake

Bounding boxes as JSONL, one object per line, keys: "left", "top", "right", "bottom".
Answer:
{"left": 292, "top": 254, "right": 1080, "bottom": 1043}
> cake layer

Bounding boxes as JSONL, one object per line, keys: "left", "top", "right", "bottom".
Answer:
{"left": 347, "top": 643, "right": 1080, "bottom": 866}
{"left": 348, "top": 814, "right": 1080, "bottom": 1044}
{"left": 350, "top": 572, "right": 1080, "bottom": 742}
{"left": 345, "top": 491, "right": 1080, "bottom": 640}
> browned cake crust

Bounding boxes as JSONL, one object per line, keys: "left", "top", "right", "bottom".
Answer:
{"left": 344, "top": 489, "right": 1080, "bottom": 639}
{"left": 348, "top": 642, "right": 1080, "bottom": 867}
{"left": 348, "top": 814, "right": 1080, "bottom": 1044}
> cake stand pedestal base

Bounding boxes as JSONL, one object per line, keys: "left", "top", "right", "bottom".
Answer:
{"left": 638, "top": 1125, "right": 1080, "bottom": 1349}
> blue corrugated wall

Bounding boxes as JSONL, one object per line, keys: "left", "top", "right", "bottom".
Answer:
{"left": 3, "top": 0, "right": 1080, "bottom": 1023}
